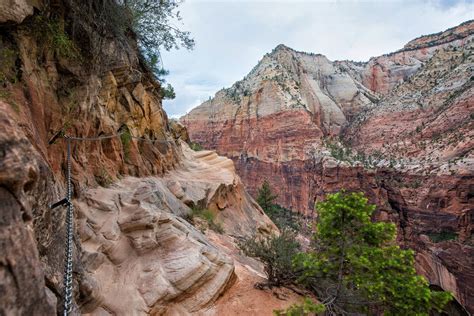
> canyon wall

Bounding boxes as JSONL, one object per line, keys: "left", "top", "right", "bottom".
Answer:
{"left": 182, "top": 21, "right": 474, "bottom": 313}
{"left": 0, "top": 1, "right": 295, "bottom": 315}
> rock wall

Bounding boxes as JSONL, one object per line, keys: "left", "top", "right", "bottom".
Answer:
{"left": 183, "top": 21, "right": 474, "bottom": 313}
{"left": 0, "top": 2, "right": 179, "bottom": 312}
{"left": 77, "top": 146, "right": 276, "bottom": 314}
{"left": 0, "top": 1, "right": 286, "bottom": 315}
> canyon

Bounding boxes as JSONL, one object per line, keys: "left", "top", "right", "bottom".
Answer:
{"left": 182, "top": 21, "right": 474, "bottom": 313}
{"left": 1, "top": 0, "right": 473, "bottom": 314}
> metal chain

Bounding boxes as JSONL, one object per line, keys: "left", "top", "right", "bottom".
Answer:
{"left": 63, "top": 137, "right": 74, "bottom": 316}
{"left": 53, "top": 131, "right": 176, "bottom": 315}
{"left": 66, "top": 131, "right": 174, "bottom": 143}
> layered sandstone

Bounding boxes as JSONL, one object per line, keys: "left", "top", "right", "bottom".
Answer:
{"left": 183, "top": 21, "right": 474, "bottom": 313}
{"left": 77, "top": 145, "right": 277, "bottom": 314}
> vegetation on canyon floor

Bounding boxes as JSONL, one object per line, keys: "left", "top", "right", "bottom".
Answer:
{"left": 243, "top": 183, "right": 453, "bottom": 315}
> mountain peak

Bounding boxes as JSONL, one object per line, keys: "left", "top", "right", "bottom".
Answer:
{"left": 272, "top": 44, "right": 293, "bottom": 53}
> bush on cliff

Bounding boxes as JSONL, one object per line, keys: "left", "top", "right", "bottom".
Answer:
{"left": 189, "top": 142, "right": 203, "bottom": 151}
{"left": 65, "top": 0, "right": 193, "bottom": 96}
{"left": 284, "top": 191, "right": 453, "bottom": 315}
{"left": 188, "top": 207, "right": 224, "bottom": 234}
{"left": 240, "top": 229, "right": 301, "bottom": 288}
{"left": 125, "top": 0, "right": 194, "bottom": 92}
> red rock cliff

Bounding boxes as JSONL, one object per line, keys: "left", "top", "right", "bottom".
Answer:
{"left": 182, "top": 21, "right": 474, "bottom": 313}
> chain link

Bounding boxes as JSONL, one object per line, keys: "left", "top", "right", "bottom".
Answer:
{"left": 63, "top": 137, "right": 73, "bottom": 315}
{"left": 66, "top": 131, "right": 175, "bottom": 143}
{"left": 57, "top": 131, "right": 176, "bottom": 315}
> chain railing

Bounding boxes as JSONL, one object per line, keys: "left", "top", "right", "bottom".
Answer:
{"left": 49, "top": 131, "right": 175, "bottom": 315}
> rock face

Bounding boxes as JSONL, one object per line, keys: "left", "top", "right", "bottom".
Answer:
{"left": 77, "top": 146, "right": 277, "bottom": 314}
{"left": 77, "top": 146, "right": 276, "bottom": 314}
{"left": 0, "top": 0, "right": 36, "bottom": 23}
{"left": 183, "top": 21, "right": 474, "bottom": 313}
{"left": 0, "top": 101, "right": 56, "bottom": 315}
{"left": 78, "top": 176, "right": 235, "bottom": 315}
{"left": 0, "top": 2, "right": 285, "bottom": 315}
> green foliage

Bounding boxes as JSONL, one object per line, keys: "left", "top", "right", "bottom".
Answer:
{"left": 125, "top": 0, "right": 194, "bottom": 88}
{"left": 225, "top": 87, "right": 241, "bottom": 103}
{"left": 266, "top": 204, "right": 301, "bottom": 232}
{"left": 127, "top": 0, "right": 194, "bottom": 53}
{"left": 189, "top": 142, "right": 203, "bottom": 151}
{"left": 0, "top": 46, "right": 18, "bottom": 84}
{"left": 257, "top": 180, "right": 278, "bottom": 213}
{"left": 326, "top": 141, "right": 352, "bottom": 162}
{"left": 240, "top": 229, "right": 301, "bottom": 287}
{"left": 289, "top": 191, "right": 452, "bottom": 315}
{"left": 256, "top": 181, "right": 304, "bottom": 231}
{"left": 323, "top": 138, "right": 397, "bottom": 169}
{"left": 190, "top": 207, "right": 224, "bottom": 234}
{"left": 160, "top": 83, "right": 176, "bottom": 100}
{"left": 120, "top": 129, "right": 132, "bottom": 162}
{"left": 33, "top": 15, "right": 80, "bottom": 59}
{"left": 256, "top": 181, "right": 303, "bottom": 232}
{"left": 407, "top": 178, "right": 422, "bottom": 189}
{"left": 274, "top": 298, "right": 325, "bottom": 316}
{"left": 427, "top": 231, "right": 457, "bottom": 243}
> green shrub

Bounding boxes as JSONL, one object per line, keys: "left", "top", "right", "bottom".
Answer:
{"left": 33, "top": 15, "right": 80, "bottom": 59}
{"left": 125, "top": 0, "right": 194, "bottom": 91}
{"left": 190, "top": 207, "right": 224, "bottom": 234}
{"left": 189, "top": 142, "right": 203, "bottom": 151}
{"left": 275, "top": 298, "right": 325, "bottom": 316}
{"left": 265, "top": 204, "right": 301, "bottom": 232}
{"left": 240, "top": 229, "right": 301, "bottom": 287}
{"left": 160, "top": 83, "right": 176, "bottom": 100}
{"left": 0, "top": 89, "right": 19, "bottom": 113}
{"left": 256, "top": 181, "right": 303, "bottom": 232}
{"left": 120, "top": 129, "right": 132, "bottom": 162}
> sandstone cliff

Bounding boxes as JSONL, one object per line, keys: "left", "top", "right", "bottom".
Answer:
{"left": 0, "top": 1, "right": 296, "bottom": 315}
{"left": 182, "top": 21, "right": 474, "bottom": 313}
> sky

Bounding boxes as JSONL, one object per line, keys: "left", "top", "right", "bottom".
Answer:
{"left": 161, "top": 0, "right": 473, "bottom": 118}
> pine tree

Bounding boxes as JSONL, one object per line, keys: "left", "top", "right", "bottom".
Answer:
{"left": 256, "top": 179, "right": 278, "bottom": 212}
{"left": 290, "top": 191, "right": 452, "bottom": 315}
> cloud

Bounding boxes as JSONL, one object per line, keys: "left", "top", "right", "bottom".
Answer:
{"left": 162, "top": 0, "right": 473, "bottom": 117}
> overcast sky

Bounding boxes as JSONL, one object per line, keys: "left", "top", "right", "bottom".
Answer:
{"left": 161, "top": 0, "right": 473, "bottom": 118}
